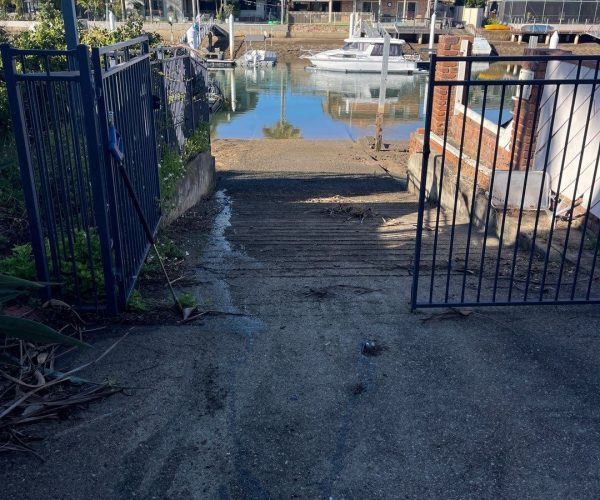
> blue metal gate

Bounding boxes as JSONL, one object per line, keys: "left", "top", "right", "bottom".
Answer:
{"left": 1, "top": 36, "right": 167, "bottom": 313}
{"left": 1, "top": 44, "right": 119, "bottom": 312}
{"left": 91, "top": 37, "right": 162, "bottom": 311}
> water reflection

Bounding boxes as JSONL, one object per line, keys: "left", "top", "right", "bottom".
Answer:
{"left": 210, "top": 64, "right": 427, "bottom": 140}
{"left": 209, "top": 62, "right": 515, "bottom": 141}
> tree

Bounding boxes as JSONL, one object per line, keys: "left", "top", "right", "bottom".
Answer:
{"left": 77, "top": 0, "right": 105, "bottom": 20}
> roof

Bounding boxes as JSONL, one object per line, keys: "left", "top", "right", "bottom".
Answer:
{"left": 344, "top": 37, "right": 406, "bottom": 44}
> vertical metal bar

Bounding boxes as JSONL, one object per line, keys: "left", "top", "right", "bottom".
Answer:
{"left": 573, "top": 117, "right": 600, "bottom": 299}
{"left": 461, "top": 84, "right": 488, "bottom": 303}
{"left": 539, "top": 61, "right": 583, "bottom": 301}
{"left": 491, "top": 82, "right": 525, "bottom": 302}
{"left": 444, "top": 60, "right": 472, "bottom": 304}
{"left": 61, "top": 0, "right": 80, "bottom": 50}
{"left": 476, "top": 84, "right": 507, "bottom": 302}
{"left": 523, "top": 83, "right": 562, "bottom": 300}
{"left": 556, "top": 60, "right": 599, "bottom": 299}
{"left": 428, "top": 88, "right": 452, "bottom": 304}
{"left": 411, "top": 53, "right": 437, "bottom": 310}
{"left": 0, "top": 44, "right": 51, "bottom": 290}
{"left": 507, "top": 79, "right": 544, "bottom": 302}
{"left": 84, "top": 45, "right": 118, "bottom": 314}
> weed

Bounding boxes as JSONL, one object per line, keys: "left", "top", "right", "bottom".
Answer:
{"left": 178, "top": 291, "right": 197, "bottom": 309}
{"left": 184, "top": 122, "right": 210, "bottom": 163}
{"left": 0, "top": 229, "right": 105, "bottom": 301}
{"left": 158, "top": 147, "right": 186, "bottom": 208}
{"left": 127, "top": 288, "right": 148, "bottom": 312}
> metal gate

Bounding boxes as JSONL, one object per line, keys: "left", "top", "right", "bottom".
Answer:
{"left": 1, "top": 37, "right": 162, "bottom": 313}
{"left": 411, "top": 52, "right": 600, "bottom": 309}
{"left": 91, "top": 37, "right": 161, "bottom": 311}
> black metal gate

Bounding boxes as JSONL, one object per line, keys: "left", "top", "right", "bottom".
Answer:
{"left": 0, "top": 36, "right": 204, "bottom": 313}
{"left": 91, "top": 37, "right": 162, "bottom": 311}
{"left": 411, "top": 52, "right": 600, "bottom": 309}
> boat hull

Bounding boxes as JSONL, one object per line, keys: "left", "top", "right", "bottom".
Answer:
{"left": 308, "top": 56, "right": 419, "bottom": 74}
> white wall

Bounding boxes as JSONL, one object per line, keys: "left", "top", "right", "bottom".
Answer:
{"left": 533, "top": 60, "right": 600, "bottom": 218}
{"left": 461, "top": 7, "right": 483, "bottom": 27}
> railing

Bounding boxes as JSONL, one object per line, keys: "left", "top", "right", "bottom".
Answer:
{"left": 151, "top": 46, "right": 209, "bottom": 159}
{"left": 2, "top": 36, "right": 212, "bottom": 313}
{"left": 92, "top": 37, "right": 161, "bottom": 310}
{"left": 412, "top": 53, "right": 600, "bottom": 309}
{"left": 288, "top": 11, "right": 374, "bottom": 24}
{"left": 0, "top": 44, "right": 117, "bottom": 311}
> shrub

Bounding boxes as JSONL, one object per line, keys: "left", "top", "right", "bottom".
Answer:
{"left": 0, "top": 229, "right": 105, "bottom": 300}
{"left": 184, "top": 122, "right": 211, "bottom": 162}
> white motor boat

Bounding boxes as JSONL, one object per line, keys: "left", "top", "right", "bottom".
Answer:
{"left": 302, "top": 37, "right": 424, "bottom": 74}
{"left": 242, "top": 49, "right": 277, "bottom": 67}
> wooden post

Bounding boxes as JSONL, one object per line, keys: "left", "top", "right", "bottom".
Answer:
{"left": 375, "top": 34, "right": 390, "bottom": 151}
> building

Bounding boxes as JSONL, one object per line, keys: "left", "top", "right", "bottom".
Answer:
{"left": 494, "top": 0, "right": 600, "bottom": 25}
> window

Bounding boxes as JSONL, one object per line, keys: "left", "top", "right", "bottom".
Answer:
{"left": 371, "top": 44, "right": 383, "bottom": 56}
{"left": 370, "top": 44, "right": 403, "bottom": 57}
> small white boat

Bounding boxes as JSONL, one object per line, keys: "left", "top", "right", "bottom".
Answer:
{"left": 242, "top": 49, "right": 277, "bottom": 67}
{"left": 302, "top": 37, "right": 423, "bottom": 74}
{"left": 237, "top": 35, "right": 277, "bottom": 68}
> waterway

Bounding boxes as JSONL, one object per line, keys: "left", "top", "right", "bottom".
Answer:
{"left": 209, "top": 62, "right": 514, "bottom": 141}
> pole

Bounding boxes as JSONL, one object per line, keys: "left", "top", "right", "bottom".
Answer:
{"left": 428, "top": 12, "right": 436, "bottom": 49}
{"left": 403, "top": 0, "right": 407, "bottom": 20}
{"left": 281, "top": 0, "right": 285, "bottom": 24}
{"left": 328, "top": 0, "right": 333, "bottom": 23}
{"left": 121, "top": 0, "right": 127, "bottom": 20}
{"left": 61, "top": 0, "right": 79, "bottom": 50}
{"left": 375, "top": 33, "right": 390, "bottom": 151}
{"left": 349, "top": 12, "right": 354, "bottom": 37}
{"left": 228, "top": 13, "right": 234, "bottom": 60}
{"left": 149, "top": 0, "right": 153, "bottom": 22}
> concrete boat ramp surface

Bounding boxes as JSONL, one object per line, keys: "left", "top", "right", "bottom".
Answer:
{"left": 3, "top": 139, "right": 600, "bottom": 499}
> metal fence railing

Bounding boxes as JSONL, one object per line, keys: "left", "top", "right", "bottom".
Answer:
{"left": 1, "top": 37, "right": 211, "bottom": 313}
{"left": 288, "top": 11, "right": 373, "bottom": 24}
{"left": 0, "top": 44, "right": 117, "bottom": 311}
{"left": 151, "top": 46, "right": 209, "bottom": 159}
{"left": 412, "top": 53, "right": 600, "bottom": 309}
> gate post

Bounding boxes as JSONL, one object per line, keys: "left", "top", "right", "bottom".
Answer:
{"left": 0, "top": 44, "right": 51, "bottom": 293}
{"left": 76, "top": 45, "right": 119, "bottom": 314}
{"left": 411, "top": 53, "right": 437, "bottom": 311}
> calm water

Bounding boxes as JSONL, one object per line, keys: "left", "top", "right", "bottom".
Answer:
{"left": 209, "top": 62, "right": 514, "bottom": 141}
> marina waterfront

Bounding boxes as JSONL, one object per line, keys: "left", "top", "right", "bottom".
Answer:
{"left": 209, "top": 62, "right": 516, "bottom": 141}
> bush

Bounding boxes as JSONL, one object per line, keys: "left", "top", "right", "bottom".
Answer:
{"left": 0, "top": 229, "right": 105, "bottom": 300}
{"left": 159, "top": 147, "right": 186, "bottom": 208}
{"left": 184, "top": 122, "right": 211, "bottom": 162}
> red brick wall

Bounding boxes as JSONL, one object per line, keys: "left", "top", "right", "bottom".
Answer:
{"left": 430, "top": 35, "right": 570, "bottom": 173}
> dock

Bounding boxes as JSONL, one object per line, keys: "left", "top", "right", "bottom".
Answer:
{"left": 510, "top": 23, "right": 599, "bottom": 44}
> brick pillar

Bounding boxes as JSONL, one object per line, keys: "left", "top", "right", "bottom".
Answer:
{"left": 430, "top": 35, "right": 474, "bottom": 136}
{"left": 511, "top": 48, "right": 571, "bottom": 170}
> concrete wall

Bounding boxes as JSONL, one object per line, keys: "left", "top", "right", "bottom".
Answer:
{"left": 163, "top": 151, "right": 216, "bottom": 225}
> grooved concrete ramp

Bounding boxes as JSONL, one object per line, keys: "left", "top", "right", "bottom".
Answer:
{"left": 3, "top": 139, "right": 600, "bottom": 499}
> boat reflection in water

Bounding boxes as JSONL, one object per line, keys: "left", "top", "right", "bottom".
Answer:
{"left": 306, "top": 69, "right": 427, "bottom": 135}
{"left": 210, "top": 64, "right": 428, "bottom": 140}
